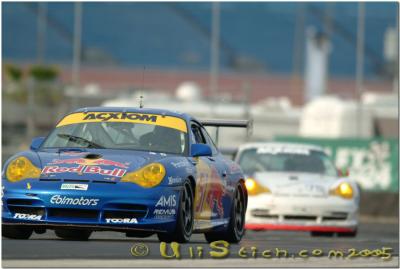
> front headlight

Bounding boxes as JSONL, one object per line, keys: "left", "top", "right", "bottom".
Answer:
{"left": 6, "top": 156, "right": 41, "bottom": 182}
{"left": 329, "top": 182, "right": 353, "bottom": 199}
{"left": 245, "top": 178, "right": 271, "bottom": 196}
{"left": 121, "top": 163, "right": 166, "bottom": 188}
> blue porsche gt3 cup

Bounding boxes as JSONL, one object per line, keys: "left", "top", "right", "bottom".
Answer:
{"left": 2, "top": 107, "right": 249, "bottom": 243}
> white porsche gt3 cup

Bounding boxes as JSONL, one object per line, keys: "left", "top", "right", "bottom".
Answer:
{"left": 236, "top": 142, "right": 359, "bottom": 237}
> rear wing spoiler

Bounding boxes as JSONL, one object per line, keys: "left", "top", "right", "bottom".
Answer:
{"left": 199, "top": 119, "right": 253, "bottom": 145}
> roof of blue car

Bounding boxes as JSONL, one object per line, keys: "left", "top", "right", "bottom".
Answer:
{"left": 73, "top": 107, "right": 192, "bottom": 120}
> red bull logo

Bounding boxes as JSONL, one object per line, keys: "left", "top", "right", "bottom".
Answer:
{"left": 42, "top": 165, "right": 127, "bottom": 178}
{"left": 50, "top": 158, "right": 128, "bottom": 168}
{"left": 205, "top": 169, "right": 226, "bottom": 217}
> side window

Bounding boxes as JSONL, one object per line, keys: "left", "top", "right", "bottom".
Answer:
{"left": 191, "top": 124, "right": 206, "bottom": 144}
{"left": 200, "top": 127, "right": 218, "bottom": 155}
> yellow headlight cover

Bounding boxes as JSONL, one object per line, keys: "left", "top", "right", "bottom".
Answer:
{"left": 245, "top": 178, "right": 271, "bottom": 196}
{"left": 6, "top": 156, "right": 41, "bottom": 182}
{"left": 121, "top": 163, "right": 166, "bottom": 188}
{"left": 330, "top": 182, "right": 353, "bottom": 199}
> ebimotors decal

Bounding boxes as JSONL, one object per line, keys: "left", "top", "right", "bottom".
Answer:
{"left": 42, "top": 165, "right": 126, "bottom": 177}
{"left": 50, "top": 195, "right": 99, "bottom": 206}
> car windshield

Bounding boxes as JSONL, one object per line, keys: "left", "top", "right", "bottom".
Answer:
{"left": 238, "top": 147, "right": 338, "bottom": 177}
{"left": 41, "top": 112, "right": 188, "bottom": 155}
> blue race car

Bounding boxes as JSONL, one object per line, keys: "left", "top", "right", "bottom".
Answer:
{"left": 2, "top": 107, "right": 248, "bottom": 243}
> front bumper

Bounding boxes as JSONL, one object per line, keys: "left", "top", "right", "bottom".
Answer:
{"left": 2, "top": 179, "right": 181, "bottom": 233}
{"left": 245, "top": 193, "right": 358, "bottom": 232}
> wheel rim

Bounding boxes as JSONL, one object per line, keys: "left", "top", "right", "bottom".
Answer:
{"left": 181, "top": 183, "right": 193, "bottom": 234}
{"left": 234, "top": 186, "right": 245, "bottom": 234}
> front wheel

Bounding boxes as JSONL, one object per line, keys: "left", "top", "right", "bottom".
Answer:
{"left": 157, "top": 180, "right": 194, "bottom": 243}
{"left": 204, "top": 182, "right": 246, "bottom": 243}
{"left": 55, "top": 229, "right": 92, "bottom": 240}
{"left": 2, "top": 225, "right": 33, "bottom": 239}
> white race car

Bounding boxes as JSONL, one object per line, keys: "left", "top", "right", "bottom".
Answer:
{"left": 235, "top": 142, "right": 359, "bottom": 237}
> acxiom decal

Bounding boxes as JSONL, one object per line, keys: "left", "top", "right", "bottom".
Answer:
{"left": 83, "top": 113, "right": 157, "bottom": 122}
{"left": 56, "top": 112, "right": 188, "bottom": 133}
{"left": 50, "top": 195, "right": 99, "bottom": 206}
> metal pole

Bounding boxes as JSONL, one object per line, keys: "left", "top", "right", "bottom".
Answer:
{"left": 72, "top": 2, "right": 83, "bottom": 109}
{"left": 394, "top": 8, "right": 399, "bottom": 94}
{"left": 209, "top": 2, "right": 220, "bottom": 104}
{"left": 26, "top": 78, "right": 35, "bottom": 140}
{"left": 355, "top": 2, "right": 365, "bottom": 137}
{"left": 323, "top": 3, "right": 334, "bottom": 93}
{"left": 37, "top": 3, "right": 47, "bottom": 64}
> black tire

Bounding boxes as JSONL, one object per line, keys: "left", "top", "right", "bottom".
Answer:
{"left": 2, "top": 225, "right": 33, "bottom": 239}
{"left": 337, "top": 229, "right": 357, "bottom": 237}
{"left": 310, "top": 231, "right": 334, "bottom": 237}
{"left": 55, "top": 229, "right": 92, "bottom": 240}
{"left": 204, "top": 182, "right": 246, "bottom": 243}
{"left": 157, "top": 180, "right": 194, "bottom": 243}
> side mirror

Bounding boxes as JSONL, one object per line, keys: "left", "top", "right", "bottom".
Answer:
{"left": 30, "top": 137, "right": 45, "bottom": 151}
{"left": 191, "top": 143, "right": 212, "bottom": 157}
{"left": 337, "top": 167, "right": 349, "bottom": 177}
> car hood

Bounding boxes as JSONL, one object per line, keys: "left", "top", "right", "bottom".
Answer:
{"left": 36, "top": 148, "right": 168, "bottom": 181}
{"left": 253, "top": 172, "right": 338, "bottom": 197}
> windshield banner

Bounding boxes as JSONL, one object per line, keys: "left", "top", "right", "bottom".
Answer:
{"left": 56, "top": 112, "right": 187, "bottom": 133}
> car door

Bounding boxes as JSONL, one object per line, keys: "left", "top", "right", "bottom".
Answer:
{"left": 191, "top": 122, "right": 228, "bottom": 228}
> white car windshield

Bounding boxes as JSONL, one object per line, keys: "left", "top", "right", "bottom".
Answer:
{"left": 42, "top": 122, "right": 188, "bottom": 155}
{"left": 238, "top": 147, "right": 338, "bottom": 177}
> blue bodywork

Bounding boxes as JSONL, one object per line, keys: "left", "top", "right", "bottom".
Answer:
{"left": 2, "top": 107, "right": 245, "bottom": 234}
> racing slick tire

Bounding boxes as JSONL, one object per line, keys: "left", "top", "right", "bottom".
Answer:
{"left": 310, "top": 231, "right": 334, "bottom": 237}
{"left": 337, "top": 229, "right": 358, "bottom": 237}
{"left": 55, "top": 229, "right": 92, "bottom": 240}
{"left": 157, "top": 180, "right": 194, "bottom": 243}
{"left": 2, "top": 225, "right": 33, "bottom": 239}
{"left": 204, "top": 182, "right": 246, "bottom": 243}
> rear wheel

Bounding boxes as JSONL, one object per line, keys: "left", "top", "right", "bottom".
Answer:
{"left": 157, "top": 180, "right": 194, "bottom": 243}
{"left": 55, "top": 229, "right": 92, "bottom": 240}
{"left": 2, "top": 225, "right": 33, "bottom": 239}
{"left": 204, "top": 182, "right": 246, "bottom": 243}
{"left": 310, "top": 231, "right": 334, "bottom": 237}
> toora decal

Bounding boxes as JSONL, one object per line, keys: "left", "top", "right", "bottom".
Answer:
{"left": 105, "top": 218, "right": 138, "bottom": 224}
{"left": 13, "top": 213, "right": 42, "bottom": 220}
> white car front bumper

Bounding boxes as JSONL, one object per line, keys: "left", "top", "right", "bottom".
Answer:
{"left": 245, "top": 193, "right": 358, "bottom": 232}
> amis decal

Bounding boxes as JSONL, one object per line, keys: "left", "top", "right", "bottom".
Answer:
{"left": 156, "top": 195, "right": 177, "bottom": 207}
{"left": 42, "top": 165, "right": 126, "bottom": 177}
{"left": 83, "top": 112, "right": 157, "bottom": 122}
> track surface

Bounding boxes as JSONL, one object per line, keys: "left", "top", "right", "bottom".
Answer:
{"left": 2, "top": 221, "right": 399, "bottom": 267}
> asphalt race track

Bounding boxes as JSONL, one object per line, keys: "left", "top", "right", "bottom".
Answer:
{"left": 2, "top": 220, "right": 399, "bottom": 267}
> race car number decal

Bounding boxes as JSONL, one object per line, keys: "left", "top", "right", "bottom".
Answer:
{"left": 56, "top": 112, "right": 188, "bottom": 133}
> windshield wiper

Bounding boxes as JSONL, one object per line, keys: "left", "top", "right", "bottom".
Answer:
{"left": 57, "top": 134, "right": 105, "bottom": 149}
